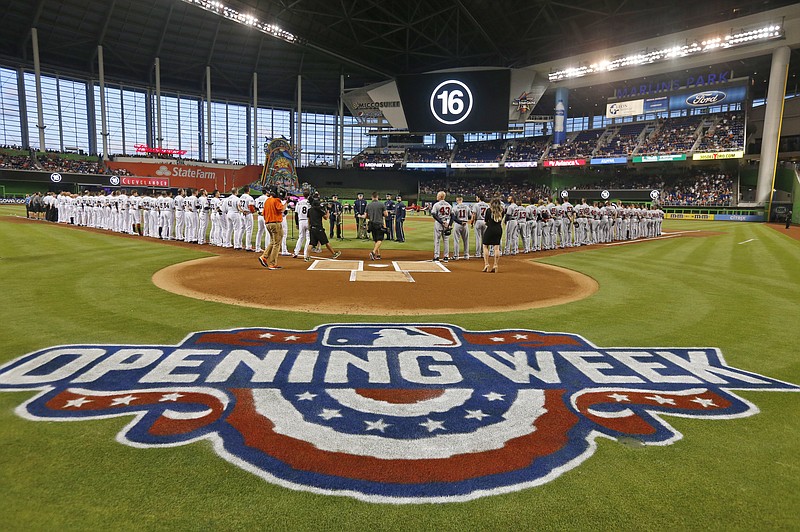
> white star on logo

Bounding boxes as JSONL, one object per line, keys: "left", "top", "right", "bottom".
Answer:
{"left": 464, "top": 409, "right": 490, "bottom": 421}
{"left": 645, "top": 395, "right": 676, "bottom": 405}
{"left": 63, "top": 397, "right": 92, "bottom": 408}
{"left": 319, "top": 409, "right": 343, "bottom": 420}
{"left": 419, "top": 418, "right": 446, "bottom": 432}
{"left": 284, "top": 335, "right": 300, "bottom": 341}
{"left": 690, "top": 397, "right": 717, "bottom": 408}
{"left": 296, "top": 392, "right": 317, "bottom": 401}
{"left": 489, "top": 337, "right": 505, "bottom": 342}
{"left": 483, "top": 392, "right": 505, "bottom": 402}
{"left": 513, "top": 334, "right": 528, "bottom": 339}
{"left": 110, "top": 395, "right": 139, "bottom": 406}
{"left": 364, "top": 419, "right": 392, "bottom": 432}
{"left": 159, "top": 393, "right": 184, "bottom": 402}
{"left": 608, "top": 393, "right": 630, "bottom": 402}
{"left": 259, "top": 332, "right": 274, "bottom": 338}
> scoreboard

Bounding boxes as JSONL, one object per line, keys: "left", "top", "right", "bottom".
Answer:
{"left": 395, "top": 70, "right": 511, "bottom": 133}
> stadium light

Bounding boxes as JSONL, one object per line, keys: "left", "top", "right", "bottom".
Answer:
{"left": 549, "top": 22, "right": 784, "bottom": 82}
{"left": 180, "top": 0, "right": 303, "bottom": 44}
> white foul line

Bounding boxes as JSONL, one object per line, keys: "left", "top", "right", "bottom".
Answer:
{"left": 738, "top": 239, "right": 756, "bottom": 245}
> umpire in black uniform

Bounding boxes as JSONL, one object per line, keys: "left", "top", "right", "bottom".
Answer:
{"left": 328, "top": 194, "right": 343, "bottom": 239}
{"left": 394, "top": 195, "right": 406, "bottom": 242}
{"left": 384, "top": 193, "right": 396, "bottom": 241}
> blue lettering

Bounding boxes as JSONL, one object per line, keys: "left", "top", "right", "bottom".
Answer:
{"left": 707, "top": 73, "right": 717, "bottom": 84}
{"left": 695, "top": 75, "right": 705, "bottom": 86}
{"left": 639, "top": 84, "right": 648, "bottom": 95}
{"left": 720, "top": 70, "right": 729, "bottom": 82}
{"left": 686, "top": 76, "right": 695, "bottom": 87}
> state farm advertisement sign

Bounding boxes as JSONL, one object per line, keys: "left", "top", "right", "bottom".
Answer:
{"left": 106, "top": 161, "right": 262, "bottom": 190}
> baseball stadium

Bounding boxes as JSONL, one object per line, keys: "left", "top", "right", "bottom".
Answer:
{"left": 1, "top": 1, "right": 799, "bottom": 529}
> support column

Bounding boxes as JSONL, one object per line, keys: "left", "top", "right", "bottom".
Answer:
{"left": 17, "top": 68, "right": 29, "bottom": 149}
{"left": 338, "top": 74, "right": 345, "bottom": 169}
{"left": 296, "top": 74, "right": 302, "bottom": 166}
{"left": 253, "top": 72, "right": 258, "bottom": 165}
{"left": 206, "top": 65, "right": 212, "bottom": 163}
{"left": 31, "top": 28, "right": 46, "bottom": 151}
{"left": 98, "top": 45, "right": 108, "bottom": 159}
{"left": 155, "top": 57, "right": 162, "bottom": 148}
{"left": 757, "top": 46, "right": 791, "bottom": 217}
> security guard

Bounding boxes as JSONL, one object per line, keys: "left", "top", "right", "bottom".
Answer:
{"left": 394, "top": 194, "right": 406, "bottom": 242}
{"left": 328, "top": 194, "right": 343, "bottom": 239}
{"left": 384, "top": 193, "right": 396, "bottom": 241}
{"left": 354, "top": 192, "right": 368, "bottom": 239}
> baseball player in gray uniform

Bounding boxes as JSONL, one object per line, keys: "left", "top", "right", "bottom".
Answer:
{"left": 451, "top": 195, "right": 471, "bottom": 260}
{"left": 431, "top": 191, "right": 454, "bottom": 262}
{"left": 502, "top": 196, "right": 518, "bottom": 256}
{"left": 472, "top": 194, "right": 489, "bottom": 258}
{"left": 526, "top": 200, "right": 538, "bottom": 252}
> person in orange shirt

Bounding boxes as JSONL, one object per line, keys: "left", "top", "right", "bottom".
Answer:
{"left": 258, "top": 188, "right": 286, "bottom": 270}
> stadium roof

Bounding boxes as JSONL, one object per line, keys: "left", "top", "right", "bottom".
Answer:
{"left": 0, "top": 0, "right": 798, "bottom": 114}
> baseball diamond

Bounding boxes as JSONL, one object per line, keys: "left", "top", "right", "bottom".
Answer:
{"left": 2, "top": 0, "right": 800, "bottom": 529}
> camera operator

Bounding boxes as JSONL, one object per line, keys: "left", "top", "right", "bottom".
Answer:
{"left": 305, "top": 193, "right": 342, "bottom": 261}
{"left": 366, "top": 191, "right": 388, "bottom": 261}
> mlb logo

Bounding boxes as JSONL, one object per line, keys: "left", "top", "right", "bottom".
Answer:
{"left": 321, "top": 325, "right": 461, "bottom": 348}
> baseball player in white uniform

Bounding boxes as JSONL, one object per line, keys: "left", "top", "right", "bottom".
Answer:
{"left": 280, "top": 198, "right": 290, "bottom": 255}
{"left": 210, "top": 190, "right": 223, "bottom": 246}
{"left": 224, "top": 188, "right": 239, "bottom": 248}
{"left": 173, "top": 190, "right": 186, "bottom": 240}
{"left": 236, "top": 185, "right": 255, "bottom": 251}
{"left": 197, "top": 189, "right": 209, "bottom": 244}
{"left": 185, "top": 190, "right": 198, "bottom": 243}
{"left": 254, "top": 192, "right": 268, "bottom": 253}
{"left": 292, "top": 192, "right": 310, "bottom": 258}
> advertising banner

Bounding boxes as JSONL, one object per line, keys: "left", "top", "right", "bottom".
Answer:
{"left": 590, "top": 157, "right": 627, "bottom": 165}
{"left": 106, "top": 161, "right": 262, "bottom": 191}
{"left": 405, "top": 162, "right": 447, "bottom": 169}
{"left": 663, "top": 213, "right": 715, "bottom": 220}
{"left": 119, "top": 177, "right": 170, "bottom": 187}
{"left": 633, "top": 154, "right": 687, "bottom": 163}
{"left": 714, "top": 214, "right": 764, "bottom": 222}
{"left": 504, "top": 161, "right": 539, "bottom": 168}
{"left": 605, "top": 99, "right": 644, "bottom": 118}
{"left": 543, "top": 159, "right": 587, "bottom": 167}
{"left": 692, "top": 151, "right": 744, "bottom": 161}
{"left": 450, "top": 162, "right": 500, "bottom": 169}
{"left": 644, "top": 96, "right": 669, "bottom": 113}
{"left": 668, "top": 84, "right": 747, "bottom": 112}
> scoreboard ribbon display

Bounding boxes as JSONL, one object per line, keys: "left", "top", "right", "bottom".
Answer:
{"left": 396, "top": 70, "right": 511, "bottom": 133}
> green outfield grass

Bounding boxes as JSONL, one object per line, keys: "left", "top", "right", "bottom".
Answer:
{"left": 0, "top": 206, "right": 798, "bottom": 531}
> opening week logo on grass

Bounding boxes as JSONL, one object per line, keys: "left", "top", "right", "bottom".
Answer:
{"left": 0, "top": 324, "right": 797, "bottom": 504}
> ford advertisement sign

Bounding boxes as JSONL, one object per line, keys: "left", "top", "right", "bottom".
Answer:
{"left": 669, "top": 84, "right": 747, "bottom": 111}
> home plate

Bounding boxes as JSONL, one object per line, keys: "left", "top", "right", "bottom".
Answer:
{"left": 393, "top": 260, "right": 450, "bottom": 272}
{"left": 368, "top": 264, "right": 390, "bottom": 268}
{"left": 350, "top": 270, "right": 415, "bottom": 282}
{"left": 308, "top": 260, "right": 362, "bottom": 271}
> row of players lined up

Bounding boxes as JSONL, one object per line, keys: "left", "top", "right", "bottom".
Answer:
{"left": 428, "top": 193, "right": 665, "bottom": 261}
{"left": 34, "top": 187, "right": 312, "bottom": 255}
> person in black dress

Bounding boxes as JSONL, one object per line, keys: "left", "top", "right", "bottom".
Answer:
{"left": 482, "top": 196, "right": 504, "bottom": 273}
